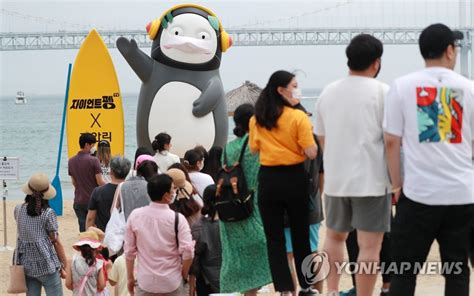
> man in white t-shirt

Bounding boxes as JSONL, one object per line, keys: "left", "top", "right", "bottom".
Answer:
{"left": 384, "top": 23, "right": 474, "bottom": 296}
{"left": 315, "top": 34, "right": 391, "bottom": 296}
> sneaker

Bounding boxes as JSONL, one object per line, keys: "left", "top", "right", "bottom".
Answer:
{"left": 380, "top": 289, "right": 389, "bottom": 296}
{"left": 298, "top": 287, "right": 320, "bottom": 295}
{"left": 340, "top": 287, "right": 356, "bottom": 296}
{"left": 281, "top": 292, "right": 292, "bottom": 296}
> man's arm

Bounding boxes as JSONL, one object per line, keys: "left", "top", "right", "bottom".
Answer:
{"left": 384, "top": 133, "right": 402, "bottom": 201}
{"left": 124, "top": 214, "right": 137, "bottom": 295}
{"left": 85, "top": 210, "right": 97, "bottom": 230}
{"left": 71, "top": 175, "right": 77, "bottom": 188}
{"left": 182, "top": 258, "right": 193, "bottom": 279}
{"left": 96, "top": 173, "right": 106, "bottom": 186}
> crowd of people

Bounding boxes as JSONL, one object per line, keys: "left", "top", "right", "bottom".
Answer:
{"left": 11, "top": 22, "right": 474, "bottom": 296}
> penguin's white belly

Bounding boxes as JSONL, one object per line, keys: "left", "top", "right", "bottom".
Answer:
{"left": 148, "top": 81, "right": 215, "bottom": 157}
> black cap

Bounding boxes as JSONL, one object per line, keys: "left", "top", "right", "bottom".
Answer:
{"left": 419, "top": 23, "right": 464, "bottom": 59}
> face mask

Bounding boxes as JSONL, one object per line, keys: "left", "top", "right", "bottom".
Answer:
{"left": 170, "top": 191, "right": 177, "bottom": 203}
{"left": 374, "top": 62, "right": 381, "bottom": 78}
{"left": 90, "top": 145, "right": 97, "bottom": 155}
{"left": 198, "top": 161, "right": 204, "bottom": 171}
{"left": 291, "top": 88, "right": 303, "bottom": 99}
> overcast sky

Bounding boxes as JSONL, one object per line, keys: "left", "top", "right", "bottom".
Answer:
{"left": 1, "top": 0, "right": 473, "bottom": 97}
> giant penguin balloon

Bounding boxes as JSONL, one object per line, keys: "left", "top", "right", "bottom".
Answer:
{"left": 117, "top": 4, "right": 232, "bottom": 156}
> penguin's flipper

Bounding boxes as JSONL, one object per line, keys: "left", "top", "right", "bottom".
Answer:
{"left": 116, "top": 37, "right": 153, "bottom": 82}
{"left": 192, "top": 77, "right": 223, "bottom": 118}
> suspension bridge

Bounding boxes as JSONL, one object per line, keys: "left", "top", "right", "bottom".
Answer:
{"left": 1, "top": 1, "right": 474, "bottom": 77}
{"left": 1, "top": 27, "right": 473, "bottom": 78}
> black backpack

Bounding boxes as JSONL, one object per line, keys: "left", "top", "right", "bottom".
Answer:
{"left": 215, "top": 138, "right": 253, "bottom": 222}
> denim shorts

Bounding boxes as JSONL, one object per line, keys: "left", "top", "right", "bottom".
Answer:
{"left": 26, "top": 271, "right": 62, "bottom": 296}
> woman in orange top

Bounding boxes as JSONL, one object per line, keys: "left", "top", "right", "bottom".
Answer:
{"left": 249, "top": 70, "right": 317, "bottom": 296}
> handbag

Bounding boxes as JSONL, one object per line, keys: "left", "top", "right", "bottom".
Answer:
{"left": 7, "top": 212, "right": 27, "bottom": 294}
{"left": 215, "top": 137, "right": 254, "bottom": 222}
{"left": 104, "top": 183, "right": 125, "bottom": 255}
{"left": 7, "top": 250, "right": 27, "bottom": 294}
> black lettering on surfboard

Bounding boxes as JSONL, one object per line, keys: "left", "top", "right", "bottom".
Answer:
{"left": 91, "top": 113, "right": 101, "bottom": 128}
{"left": 86, "top": 99, "right": 94, "bottom": 109}
{"left": 91, "top": 131, "right": 112, "bottom": 142}
{"left": 79, "top": 100, "right": 86, "bottom": 109}
{"left": 70, "top": 99, "right": 79, "bottom": 109}
{"left": 102, "top": 96, "right": 116, "bottom": 109}
{"left": 69, "top": 96, "right": 116, "bottom": 110}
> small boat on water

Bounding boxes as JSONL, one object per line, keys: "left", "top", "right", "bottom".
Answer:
{"left": 15, "top": 91, "right": 27, "bottom": 104}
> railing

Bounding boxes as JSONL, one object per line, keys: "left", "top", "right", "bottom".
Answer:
{"left": 1, "top": 27, "right": 472, "bottom": 51}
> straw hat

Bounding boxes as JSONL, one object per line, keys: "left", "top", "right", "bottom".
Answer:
{"left": 73, "top": 230, "right": 102, "bottom": 251}
{"left": 87, "top": 226, "right": 105, "bottom": 242}
{"left": 177, "top": 181, "right": 194, "bottom": 200}
{"left": 21, "top": 173, "right": 56, "bottom": 200}
{"left": 166, "top": 168, "right": 186, "bottom": 188}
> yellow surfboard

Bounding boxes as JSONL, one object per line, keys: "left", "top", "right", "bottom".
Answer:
{"left": 67, "top": 29, "right": 124, "bottom": 158}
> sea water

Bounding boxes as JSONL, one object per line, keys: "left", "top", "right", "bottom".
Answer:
{"left": 0, "top": 94, "right": 317, "bottom": 199}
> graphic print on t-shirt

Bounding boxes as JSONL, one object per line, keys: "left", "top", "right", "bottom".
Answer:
{"left": 417, "top": 87, "right": 463, "bottom": 143}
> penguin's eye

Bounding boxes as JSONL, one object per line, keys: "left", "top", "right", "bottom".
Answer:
{"left": 170, "top": 27, "right": 183, "bottom": 36}
{"left": 198, "top": 32, "right": 211, "bottom": 40}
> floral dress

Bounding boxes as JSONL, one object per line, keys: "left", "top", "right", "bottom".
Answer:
{"left": 219, "top": 135, "right": 272, "bottom": 292}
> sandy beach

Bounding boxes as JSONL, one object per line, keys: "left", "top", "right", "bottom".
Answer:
{"left": 0, "top": 200, "right": 472, "bottom": 296}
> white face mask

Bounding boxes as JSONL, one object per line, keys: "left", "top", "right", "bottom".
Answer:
{"left": 292, "top": 88, "right": 303, "bottom": 99}
{"left": 90, "top": 145, "right": 97, "bottom": 155}
{"left": 170, "top": 192, "right": 177, "bottom": 203}
{"left": 198, "top": 161, "right": 204, "bottom": 171}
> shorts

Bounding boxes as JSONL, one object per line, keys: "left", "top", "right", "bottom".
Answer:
{"left": 325, "top": 194, "right": 391, "bottom": 233}
{"left": 284, "top": 223, "right": 320, "bottom": 253}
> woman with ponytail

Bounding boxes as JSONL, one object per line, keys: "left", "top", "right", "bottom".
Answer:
{"left": 183, "top": 149, "right": 214, "bottom": 197}
{"left": 66, "top": 230, "right": 106, "bottom": 295}
{"left": 152, "top": 132, "right": 180, "bottom": 171}
{"left": 219, "top": 104, "right": 272, "bottom": 295}
{"left": 14, "top": 172, "right": 67, "bottom": 295}
{"left": 249, "top": 70, "right": 318, "bottom": 295}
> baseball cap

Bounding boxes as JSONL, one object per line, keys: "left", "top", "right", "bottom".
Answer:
{"left": 419, "top": 23, "right": 464, "bottom": 59}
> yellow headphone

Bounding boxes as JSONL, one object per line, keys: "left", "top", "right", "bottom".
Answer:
{"left": 146, "top": 3, "right": 232, "bottom": 53}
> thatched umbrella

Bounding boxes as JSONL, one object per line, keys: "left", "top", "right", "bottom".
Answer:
{"left": 226, "top": 81, "right": 262, "bottom": 115}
